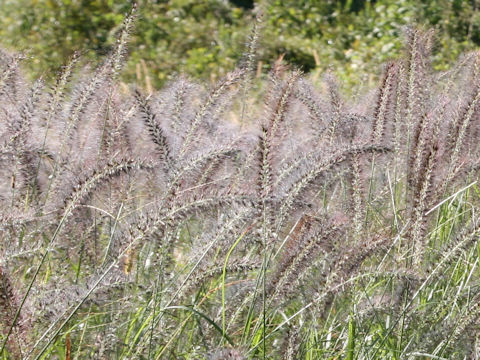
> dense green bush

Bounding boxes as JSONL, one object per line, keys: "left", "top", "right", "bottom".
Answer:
{"left": 0, "top": 0, "right": 251, "bottom": 86}
{"left": 1, "top": 0, "right": 480, "bottom": 88}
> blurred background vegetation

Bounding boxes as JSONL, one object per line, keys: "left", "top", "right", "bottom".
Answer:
{"left": 1, "top": 0, "right": 479, "bottom": 89}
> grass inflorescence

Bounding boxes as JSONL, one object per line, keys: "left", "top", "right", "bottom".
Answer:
{"left": 0, "top": 11, "right": 479, "bottom": 360}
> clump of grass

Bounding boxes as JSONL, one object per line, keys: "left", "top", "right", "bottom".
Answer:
{"left": 0, "top": 12, "right": 480, "bottom": 359}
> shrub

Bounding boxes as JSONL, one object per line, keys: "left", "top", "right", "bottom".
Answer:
{"left": 2, "top": 0, "right": 480, "bottom": 89}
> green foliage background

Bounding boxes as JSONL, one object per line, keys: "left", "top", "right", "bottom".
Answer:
{"left": 1, "top": 0, "right": 480, "bottom": 87}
